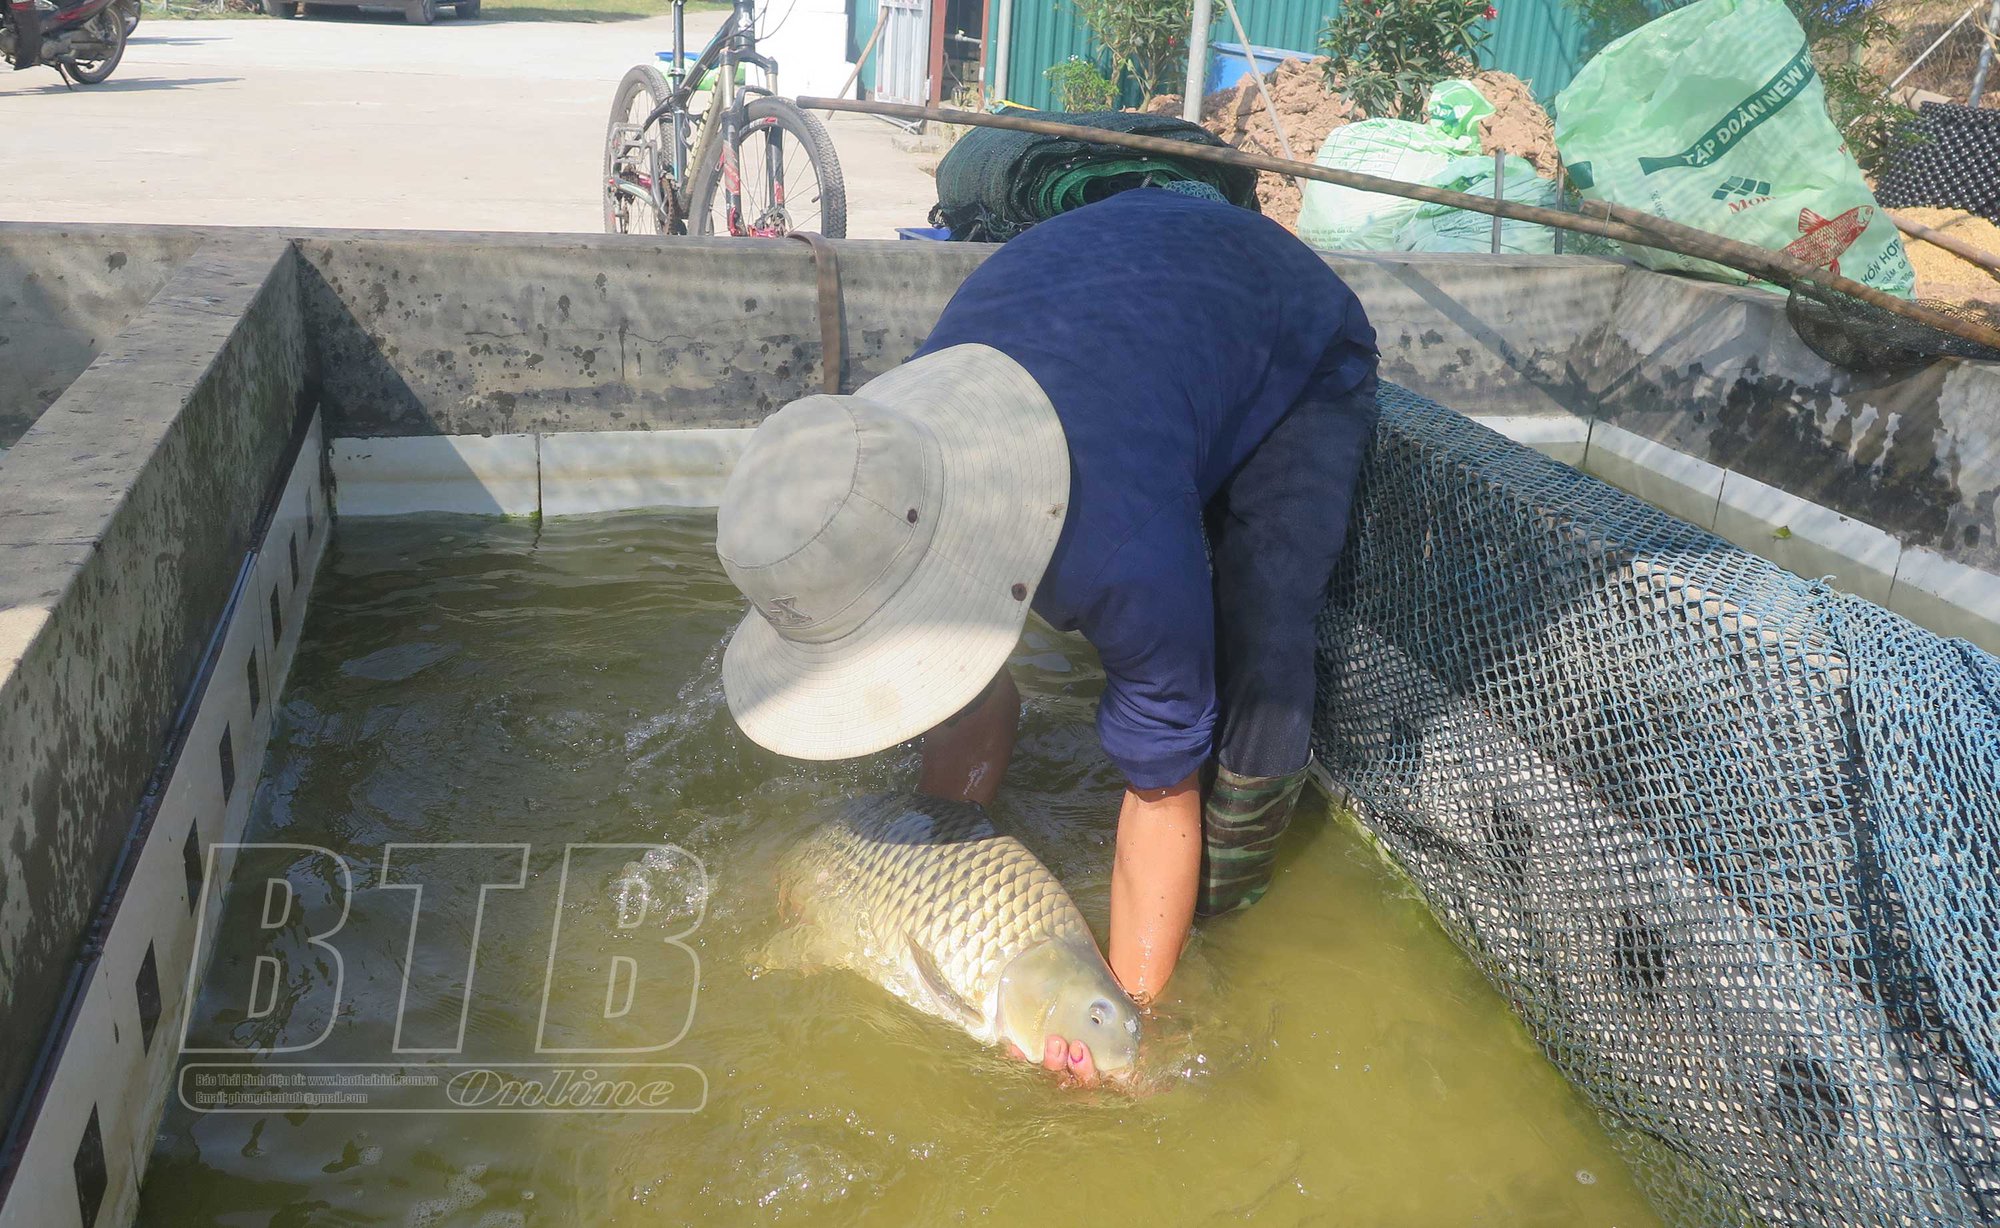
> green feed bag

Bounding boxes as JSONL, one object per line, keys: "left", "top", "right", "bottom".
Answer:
{"left": 1426, "top": 79, "right": 1496, "bottom": 141}
{"left": 1553, "top": 0, "right": 1914, "bottom": 296}
{"left": 1396, "top": 155, "right": 1560, "bottom": 254}
{"left": 1297, "top": 119, "right": 1477, "bottom": 251}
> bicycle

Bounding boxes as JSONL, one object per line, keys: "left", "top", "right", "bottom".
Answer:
{"left": 603, "top": 0, "right": 847, "bottom": 238}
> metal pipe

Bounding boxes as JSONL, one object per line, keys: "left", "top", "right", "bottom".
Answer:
{"left": 1221, "top": 0, "right": 1295, "bottom": 166}
{"left": 1552, "top": 154, "right": 1565, "bottom": 255}
{"left": 1182, "top": 0, "right": 1212, "bottom": 122}
{"left": 1890, "top": 2, "right": 1978, "bottom": 92}
{"left": 992, "top": 0, "right": 1012, "bottom": 100}
{"left": 800, "top": 96, "right": 1698, "bottom": 246}
{"left": 1491, "top": 151, "right": 1505, "bottom": 253}
{"left": 1969, "top": 0, "right": 2000, "bottom": 103}
{"left": 672, "top": 0, "right": 689, "bottom": 178}
{"left": 800, "top": 95, "right": 2000, "bottom": 355}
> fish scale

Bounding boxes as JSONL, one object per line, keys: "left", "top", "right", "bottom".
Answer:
{"left": 777, "top": 793, "right": 1096, "bottom": 1043}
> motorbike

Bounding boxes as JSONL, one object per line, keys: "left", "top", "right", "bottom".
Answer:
{"left": 2, "top": 0, "right": 127, "bottom": 84}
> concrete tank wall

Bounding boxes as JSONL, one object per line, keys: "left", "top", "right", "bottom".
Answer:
{"left": 288, "top": 231, "right": 1995, "bottom": 642}
{"left": 293, "top": 237, "right": 1624, "bottom": 437}
{"left": 1589, "top": 273, "right": 2000, "bottom": 577}
{"left": 296, "top": 234, "right": 991, "bottom": 436}
{"left": 0, "top": 231, "right": 202, "bottom": 450}
{"left": 0, "top": 238, "right": 310, "bottom": 1135}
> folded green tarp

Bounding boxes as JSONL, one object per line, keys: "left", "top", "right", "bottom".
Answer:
{"left": 930, "top": 110, "right": 1261, "bottom": 242}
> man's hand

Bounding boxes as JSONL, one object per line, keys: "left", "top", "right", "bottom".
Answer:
{"left": 1012, "top": 773, "right": 1198, "bottom": 1089}
{"left": 1007, "top": 1036, "right": 1102, "bottom": 1087}
{"left": 918, "top": 670, "right": 1020, "bottom": 806}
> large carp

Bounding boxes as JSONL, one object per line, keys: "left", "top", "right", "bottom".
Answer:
{"left": 765, "top": 792, "right": 1141, "bottom": 1076}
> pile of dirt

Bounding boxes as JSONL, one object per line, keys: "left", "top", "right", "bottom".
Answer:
{"left": 1467, "top": 70, "right": 1560, "bottom": 180}
{"left": 1143, "top": 64, "right": 1560, "bottom": 229}
{"left": 1889, "top": 208, "right": 2000, "bottom": 317}
{"left": 1144, "top": 57, "right": 1357, "bottom": 228}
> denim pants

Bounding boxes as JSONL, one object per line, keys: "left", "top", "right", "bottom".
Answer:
{"left": 1203, "top": 373, "right": 1380, "bottom": 779}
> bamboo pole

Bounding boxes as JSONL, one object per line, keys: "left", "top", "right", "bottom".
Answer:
{"left": 1219, "top": 0, "right": 1298, "bottom": 187}
{"left": 824, "top": 10, "right": 891, "bottom": 116}
{"left": 1892, "top": 212, "right": 2000, "bottom": 277}
{"left": 799, "top": 95, "right": 2000, "bottom": 357}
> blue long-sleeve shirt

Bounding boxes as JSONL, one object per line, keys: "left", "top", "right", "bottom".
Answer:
{"left": 913, "top": 190, "right": 1378, "bottom": 789}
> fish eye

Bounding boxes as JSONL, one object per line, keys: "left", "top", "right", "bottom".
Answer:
{"left": 1089, "top": 1001, "right": 1109, "bottom": 1026}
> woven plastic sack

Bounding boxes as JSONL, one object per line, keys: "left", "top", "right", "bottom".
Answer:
{"left": 1554, "top": 0, "right": 1915, "bottom": 296}
{"left": 1425, "top": 78, "right": 1496, "bottom": 135}
{"left": 1297, "top": 120, "right": 1474, "bottom": 250}
{"left": 1395, "top": 154, "right": 1559, "bottom": 254}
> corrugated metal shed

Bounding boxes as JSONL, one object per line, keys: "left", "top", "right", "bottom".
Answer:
{"left": 852, "top": 1, "right": 882, "bottom": 93}
{"left": 1483, "top": 0, "right": 1592, "bottom": 101}
{"left": 981, "top": 0, "right": 1591, "bottom": 111}
{"left": 987, "top": 0, "right": 1097, "bottom": 107}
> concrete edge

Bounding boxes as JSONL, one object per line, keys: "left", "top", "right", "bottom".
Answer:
{"left": 0, "top": 417, "right": 332, "bottom": 1228}
{"left": 327, "top": 417, "right": 1580, "bottom": 523}
{"left": 330, "top": 434, "right": 542, "bottom": 517}
{"left": 1581, "top": 423, "right": 1726, "bottom": 532}
{"left": 322, "top": 416, "right": 1998, "bottom": 662}
{"left": 330, "top": 427, "right": 757, "bottom": 518}
{"left": 1889, "top": 545, "right": 2000, "bottom": 653}
{"left": 0, "top": 234, "right": 310, "bottom": 1158}
{"left": 1579, "top": 423, "right": 1999, "bottom": 656}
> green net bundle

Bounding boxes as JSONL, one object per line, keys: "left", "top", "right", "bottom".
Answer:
{"left": 930, "top": 111, "right": 1260, "bottom": 242}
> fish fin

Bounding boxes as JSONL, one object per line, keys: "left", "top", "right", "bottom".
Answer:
{"left": 752, "top": 923, "right": 838, "bottom": 976}
{"left": 903, "top": 933, "right": 983, "bottom": 1030}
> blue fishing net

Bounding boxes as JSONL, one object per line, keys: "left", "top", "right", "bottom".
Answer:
{"left": 1313, "top": 382, "right": 2000, "bottom": 1227}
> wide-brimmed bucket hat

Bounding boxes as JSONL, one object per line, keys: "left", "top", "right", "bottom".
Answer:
{"left": 717, "top": 344, "right": 1070, "bottom": 760}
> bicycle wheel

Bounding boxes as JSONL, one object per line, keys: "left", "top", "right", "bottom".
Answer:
{"left": 687, "top": 96, "right": 847, "bottom": 239}
{"left": 603, "top": 64, "right": 682, "bottom": 235}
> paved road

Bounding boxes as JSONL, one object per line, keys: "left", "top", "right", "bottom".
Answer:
{"left": 0, "top": 12, "right": 938, "bottom": 237}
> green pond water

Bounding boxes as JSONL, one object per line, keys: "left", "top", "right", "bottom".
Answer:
{"left": 140, "top": 512, "right": 1660, "bottom": 1228}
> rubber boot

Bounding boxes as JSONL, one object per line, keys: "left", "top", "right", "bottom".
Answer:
{"left": 1196, "top": 761, "right": 1311, "bottom": 917}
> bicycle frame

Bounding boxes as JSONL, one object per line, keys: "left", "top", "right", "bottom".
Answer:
{"left": 644, "top": 0, "right": 784, "bottom": 235}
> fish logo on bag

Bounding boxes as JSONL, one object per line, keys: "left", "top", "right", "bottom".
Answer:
{"left": 1782, "top": 205, "right": 1872, "bottom": 275}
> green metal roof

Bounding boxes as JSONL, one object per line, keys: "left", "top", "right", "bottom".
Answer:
{"left": 980, "top": 0, "right": 1590, "bottom": 112}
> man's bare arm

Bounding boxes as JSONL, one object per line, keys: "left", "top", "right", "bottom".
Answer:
{"left": 1108, "top": 771, "right": 1201, "bottom": 1004}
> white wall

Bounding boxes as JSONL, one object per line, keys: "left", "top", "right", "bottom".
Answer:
{"left": 760, "top": 0, "right": 861, "bottom": 99}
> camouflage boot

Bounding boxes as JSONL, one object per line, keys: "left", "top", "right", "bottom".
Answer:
{"left": 1196, "top": 762, "right": 1312, "bottom": 917}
